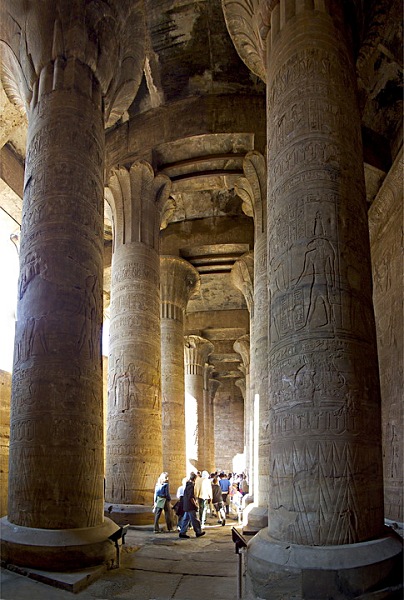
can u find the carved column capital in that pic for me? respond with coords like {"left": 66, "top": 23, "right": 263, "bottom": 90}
{"left": 235, "top": 150, "right": 267, "bottom": 236}
{"left": 222, "top": 0, "right": 364, "bottom": 81}
{"left": 231, "top": 251, "right": 255, "bottom": 313}
{"left": 204, "top": 364, "right": 215, "bottom": 390}
{"left": 208, "top": 378, "right": 221, "bottom": 403}
{"left": 160, "top": 256, "right": 200, "bottom": 320}
{"left": 369, "top": 146, "right": 403, "bottom": 244}
{"left": 234, "top": 334, "right": 250, "bottom": 371}
{"left": 106, "top": 161, "right": 171, "bottom": 251}
{"left": 184, "top": 335, "right": 214, "bottom": 376}
{"left": 235, "top": 377, "right": 246, "bottom": 401}
{"left": 0, "top": 0, "right": 146, "bottom": 125}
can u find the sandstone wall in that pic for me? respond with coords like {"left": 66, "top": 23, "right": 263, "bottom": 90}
{"left": 369, "top": 149, "right": 403, "bottom": 524}
{"left": 0, "top": 369, "right": 11, "bottom": 517}
{"left": 214, "top": 380, "right": 244, "bottom": 473}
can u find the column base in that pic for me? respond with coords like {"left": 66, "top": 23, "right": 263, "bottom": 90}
{"left": 0, "top": 517, "right": 120, "bottom": 571}
{"left": 246, "top": 527, "right": 403, "bottom": 600}
{"left": 104, "top": 502, "right": 154, "bottom": 526}
{"left": 242, "top": 503, "right": 268, "bottom": 534}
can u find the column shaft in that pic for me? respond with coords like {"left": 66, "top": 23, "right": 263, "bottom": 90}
{"left": 184, "top": 336, "right": 214, "bottom": 472}
{"left": 107, "top": 243, "right": 162, "bottom": 504}
{"left": 105, "top": 163, "right": 170, "bottom": 508}
{"left": 10, "top": 85, "right": 105, "bottom": 529}
{"left": 160, "top": 256, "right": 199, "bottom": 492}
{"left": 267, "top": 5, "right": 383, "bottom": 546}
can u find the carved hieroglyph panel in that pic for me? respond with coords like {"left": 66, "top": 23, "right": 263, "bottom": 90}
{"left": 9, "top": 85, "right": 105, "bottom": 529}
{"left": 266, "top": 8, "right": 384, "bottom": 545}
{"left": 369, "top": 148, "right": 403, "bottom": 523}
{"left": 106, "top": 244, "right": 162, "bottom": 505}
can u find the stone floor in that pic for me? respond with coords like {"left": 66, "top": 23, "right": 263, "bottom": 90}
{"left": 0, "top": 516, "right": 244, "bottom": 600}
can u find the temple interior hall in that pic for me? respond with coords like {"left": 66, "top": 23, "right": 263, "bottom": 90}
{"left": 0, "top": 1, "right": 402, "bottom": 598}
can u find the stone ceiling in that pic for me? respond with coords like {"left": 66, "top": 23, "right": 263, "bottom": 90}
{"left": 0, "top": 0, "right": 402, "bottom": 388}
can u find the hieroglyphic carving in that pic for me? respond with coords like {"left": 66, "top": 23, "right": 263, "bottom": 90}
{"left": 369, "top": 147, "right": 403, "bottom": 523}
{"left": 0, "top": 2, "right": 146, "bottom": 125}
{"left": 7, "top": 77, "right": 106, "bottom": 531}
{"left": 160, "top": 257, "right": 200, "bottom": 489}
{"left": 264, "top": 5, "right": 384, "bottom": 547}
{"left": 270, "top": 437, "right": 383, "bottom": 545}
{"left": 105, "top": 163, "right": 168, "bottom": 505}
{"left": 235, "top": 150, "right": 268, "bottom": 512}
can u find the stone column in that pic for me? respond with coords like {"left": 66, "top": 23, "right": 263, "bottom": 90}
{"left": 233, "top": 335, "right": 250, "bottom": 475}
{"left": 105, "top": 163, "right": 170, "bottom": 519}
{"left": 0, "top": 1, "right": 145, "bottom": 569}
{"left": 207, "top": 376, "right": 221, "bottom": 472}
{"left": 184, "top": 335, "right": 214, "bottom": 473}
{"left": 203, "top": 364, "right": 217, "bottom": 474}
{"left": 160, "top": 256, "right": 200, "bottom": 493}
{"left": 235, "top": 151, "right": 269, "bottom": 530}
{"left": 369, "top": 147, "right": 403, "bottom": 525}
{"left": 231, "top": 255, "right": 254, "bottom": 487}
{"left": 223, "top": 1, "right": 402, "bottom": 596}
{"left": 0, "top": 370, "right": 11, "bottom": 518}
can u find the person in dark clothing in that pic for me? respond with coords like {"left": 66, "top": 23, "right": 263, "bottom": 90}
{"left": 179, "top": 472, "right": 206, "bottom": 539}
{"left": 219, "top": 472, "right": 231, "bottom": 515}
{"left": 212, "top": 476, "right": 226, "bottom": 526}
{"left": 153, "top": 472, "right": 173, "bottom": 533}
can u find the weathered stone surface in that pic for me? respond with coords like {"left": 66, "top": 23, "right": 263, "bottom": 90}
{"left": 263, "top": 1, "right": 385, "bottom": 548}
{"left": 223, "top": 0, "right": 399, "bottom": 597}
{"left": 214, "top": 379, "right": 244, "bottom": 472}
{"left": 105, "top": 162, "right": 171, "bottom": 506}
{"left": 235, "top": 150, "right": 269, "bottom": 526}
{"left": 0, "top": 0, "right": 402, "bottom": 590}
{"left": 160, "top": 256, "right": 200, "bottom": 491}
{"left": 0, "top": 370, "right": 11, "bottom": 518}
{"left": 184, "top": 335, "right": 214, "bottom": 472}
{"left": 369, "top": 146, "right": 403, "bottom": 524}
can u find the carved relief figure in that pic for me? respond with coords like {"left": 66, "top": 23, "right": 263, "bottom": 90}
{"left": 78, "top": 274, "right": 99, "bottom": 359}
{"left": 18, "top": 251, "right": 43, "bottom": 299}
{"left": 295, "top": 216, "right": 336, "bottom": 329}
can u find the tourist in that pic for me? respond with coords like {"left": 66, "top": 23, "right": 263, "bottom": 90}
{"left": 153, "top": 472, "right": 173, "bottom": 533}
{"left": 174, "top": 477, "right": 187, "bottom": 531}
{"left": 211, "top": 476, "right": 226, "bottom": 526}
{"left": 195, "top": 470, "right": 212, "bottom": 527}
{"left": 219, "top": 472, "right": 231, "bottom": 515}
{"left": 179, "top": 472, "right": 206, "bottom": 539}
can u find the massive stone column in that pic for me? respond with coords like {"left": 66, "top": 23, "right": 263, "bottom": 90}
{"left": 0, "top": 370, "right": 11, "bottom": 518}
{"left": 235, "top": 151, "right": 269, "bottom": 530}
{"left": 203, "top": 364, "right": 218, "bottom": 474}
{"left": 369, "top": 147, "right": 403, "bottom": 526}
{"left": 0, "top": 0, "right": 145, "bottom": 569}
{"left": 105, "top": 163, "right": 170, "bottom": 519}
{"left": 160, "top": 256, "right": 200, "bottom": 492}
{"left": 233, "top": 335, "right": 250, "bottom": 475}
{"left": 207, "top": 375, "right": 221, "bottom": 472}
{"left": 184, "top": 335, "right": 214, "bottom": 473}
{"left": 231, "top": 255, "right": 254, "bottom": 486}
{"left": 223, "top": 1, "right": 402, "bottom": 597}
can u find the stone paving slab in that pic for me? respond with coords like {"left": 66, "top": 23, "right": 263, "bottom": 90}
{"left": 173, "top": 574, "right": 236, "bottom": 600}
{"left": 0, "top": 522, "right": 242, "bottom": 599}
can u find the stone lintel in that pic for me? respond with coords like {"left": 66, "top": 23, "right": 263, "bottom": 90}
{"left": 0, "top": 144, "right": 24, "bottom": 201}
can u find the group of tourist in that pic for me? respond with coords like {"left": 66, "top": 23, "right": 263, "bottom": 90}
{"left": 153, "top": 470, "right": 249, "bottom": 537}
